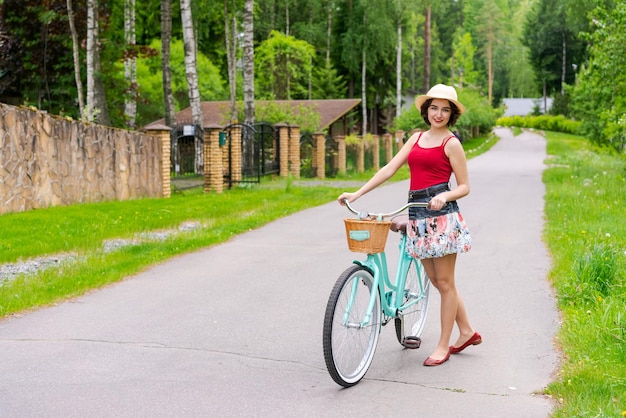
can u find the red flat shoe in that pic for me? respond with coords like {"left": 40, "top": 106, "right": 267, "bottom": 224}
{"left": 449, "top": 332, "right": 482, "bottom": 354}
{"left": 423, "top": 350, "right": 450, "bottom": 367}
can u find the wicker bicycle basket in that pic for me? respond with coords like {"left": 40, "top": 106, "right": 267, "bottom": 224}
{"left": 343, "top": 218, "right": 392, "bottom": 253}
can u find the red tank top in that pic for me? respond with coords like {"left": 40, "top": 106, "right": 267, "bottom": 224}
{"left": 408, "top": 132, "right": 454, "bottom": 190}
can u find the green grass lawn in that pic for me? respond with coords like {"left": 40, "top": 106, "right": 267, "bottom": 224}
{"left": 2, "top": 130, "right": 622, "bottom": 415}
{"left": 541, "top": 131, "right": 625, "bottom": 417}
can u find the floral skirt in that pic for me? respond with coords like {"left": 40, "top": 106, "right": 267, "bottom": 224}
{"left": 406, "top": 184, "right": 472, "bottom": 259}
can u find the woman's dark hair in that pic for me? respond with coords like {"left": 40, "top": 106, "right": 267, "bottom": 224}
{"left": 420, "top": 98, "right": 462, "bottom": 127}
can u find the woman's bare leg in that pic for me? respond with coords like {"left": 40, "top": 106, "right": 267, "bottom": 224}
{"left": 421, "top": 254, "right": 475, "bottom": 360}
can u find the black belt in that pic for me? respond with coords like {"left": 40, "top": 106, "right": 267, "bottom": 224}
{"left": 408, "top": 183, "right": 450, "bottom": 200}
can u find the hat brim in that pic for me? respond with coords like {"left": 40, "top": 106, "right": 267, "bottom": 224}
{"left": 415, "top": 95, "right": 465, "bottom": 114}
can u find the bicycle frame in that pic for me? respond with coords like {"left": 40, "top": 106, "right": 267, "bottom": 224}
{"left": 350, "top": 231, "right": 427, "bottom": 328}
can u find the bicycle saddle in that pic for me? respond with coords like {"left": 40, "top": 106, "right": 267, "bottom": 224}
{"left": 390, "top": 215, "right": 408, "bottom": 234}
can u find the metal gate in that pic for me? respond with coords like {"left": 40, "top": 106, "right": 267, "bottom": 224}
{"left": 325, "top": 134, "right": 339, "bottom": 177}
{"left": 170, "top": 123, "right": 204, "bottom": 190}
{"left": 222, "top": 122, "right": 278, "bottom": 189}
{"left": 299, "top": 131, "right": 314, "bottom": 178}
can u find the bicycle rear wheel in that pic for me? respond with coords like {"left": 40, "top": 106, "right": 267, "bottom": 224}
{"left": 395, "top": 258, "right": 430, "bottom": 348}
{"left": 323, "top": 265, "right": 381, "bottom": 387}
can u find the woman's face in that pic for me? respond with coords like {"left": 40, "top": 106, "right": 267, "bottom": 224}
{"left": 427, "top": 98, "right": 452, "bottom": 128}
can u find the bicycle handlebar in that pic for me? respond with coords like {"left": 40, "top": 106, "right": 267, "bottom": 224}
{"left": 343, "top": 199, "right": 428, "bottom": 220}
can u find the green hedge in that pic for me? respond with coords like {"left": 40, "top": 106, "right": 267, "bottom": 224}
{"left": 497, "top": 114, "right": 582, "bottom": 135}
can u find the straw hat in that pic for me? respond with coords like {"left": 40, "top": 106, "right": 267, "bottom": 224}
{"left": 414, "top": 84, "right": 465, "bottom": 114}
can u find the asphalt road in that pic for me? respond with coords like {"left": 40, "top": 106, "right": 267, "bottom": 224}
{"left": 0, "top": 128, "right": 559, "bottom": 417}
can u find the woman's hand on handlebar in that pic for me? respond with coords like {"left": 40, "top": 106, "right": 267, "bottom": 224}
{"left": 337, "top": 192, "right": 357, "bottom": 205}
{"left": 427, "top": 193, "right": 447, "bottom": 210}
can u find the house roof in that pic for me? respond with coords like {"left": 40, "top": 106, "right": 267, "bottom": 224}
{"left": 143, "top": 99, "right": 361, "bottom": 131}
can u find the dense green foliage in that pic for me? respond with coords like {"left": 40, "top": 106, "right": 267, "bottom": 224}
{"left": 569, "top": 2, "right": 626, "bottom": 151}
{"left": 1, "top": 0, "right": 625, "bottom": 148}
{"left": 497, "top": 115, "right": 582, "bottom": 135}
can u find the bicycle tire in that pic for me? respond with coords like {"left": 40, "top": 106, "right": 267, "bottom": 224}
{"left": 322, "top": 265, "right": 381, "bottom": 387}
{"left": 395, "top": 258, "right": 430, "bottom": 348}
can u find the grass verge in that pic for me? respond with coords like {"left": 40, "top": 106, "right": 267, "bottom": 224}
{"left": 542, "top": 131, "right": 625, "bottom": 417}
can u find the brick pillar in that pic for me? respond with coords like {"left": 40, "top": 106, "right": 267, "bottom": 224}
{"left": 230, "top": 125, "right": 242, "bottom": 183}
{"left": 371, "top": 134, "right": 380, "bottom": 172}
{"left": 335, "top": 135, "right": 346, "bottom": 175}
{"left": 356, "top": 136, "right": 364, "bottom": 173}
{"left": 203, "top": 124, "right": 223, "bottom": 193}
{"left": 275, "top": 123, "right": 290, "bottom": 177}
{"left": 313, "top": 132, "right": 325, "bottom": 179}
{"left": 142, "top": 124, "right": 171, "bottom": 198}
{"left": 383, "top": 133, "right": 393, "bottom": 164}
{"left": 289, "top": 125, "right": 300, "bottom": 178}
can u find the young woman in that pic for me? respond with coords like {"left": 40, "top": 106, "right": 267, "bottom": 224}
{"left": 337, "top": 84, "right": 481, "bottom": 367}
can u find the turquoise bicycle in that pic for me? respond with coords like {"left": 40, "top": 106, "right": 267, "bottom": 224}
{"left": 322, "top": 200, "right": 431, "bottom": 387}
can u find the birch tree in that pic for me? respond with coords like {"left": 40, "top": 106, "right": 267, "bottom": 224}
{"left": 243, "top": 0, "right": 255, "bottom": 124}
{"left": 66, "top": 0, "right": 85, "bottom": 120}
{"left": 86, "top": 0, "right": 97, "bottom": 121}
{"left": 161, "top": 0, "right": 176, "bottom": 127}
{"left": 85, "top": 0, "right": 109, "bottom": 125}
{"left": 180, "top": 0, "right": 202, "bottom": 128}
{"left": 124, "top": 0, "right": 137, "bottom": 129}
{"left": 224, "top": 0, "right": 237, "bottom": 122}
{"left": 180, "top": 0, "right": 203, "bottom": 172}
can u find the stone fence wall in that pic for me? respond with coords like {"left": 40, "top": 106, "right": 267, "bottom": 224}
{"left": 0, "top": 103, "right": 170, "bottom": 215}
{"left": 0, "top": 101, "right": 406, "bottom": 213}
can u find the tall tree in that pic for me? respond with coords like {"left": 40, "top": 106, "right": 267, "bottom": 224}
{"left": 66, "top": 0, "right": 85, "bottom": 120}
{"left": 255, "top": 31, "right": 315, "bottom": 100}
{"left": 86, "top": 0, "right": 97, "bottom": 122}
{"left": 180, "top": 0, "right": 202, "bottom": 173}
{"left": 522, "top": 0, "right": 583, "bottom": 98}
{"left": 393, "top": 0, "right": 408, "bottom": 117}
{"left": 124, "top": 0, "right": 137, "bottom": 128}
{"left": 224, "top": 0, "right": 237, "bottom": 122}
{"left": 423, "top": 1, "right": 431, "bottom": 92}
{"left": 243, "top": 0, "right": 255, "bottom": 124}
{"left": 476, "top": 0, "right": 504, "bottom": 104}
{"left": 180, "top": 0, "right": 202, "bottom": 128}
{"left": 161, "top": 0, "right": 175, "bottom": 127}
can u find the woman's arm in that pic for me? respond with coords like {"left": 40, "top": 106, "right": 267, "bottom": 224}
{"left": 337, "top": 133, "right": 418, "bottom": 205}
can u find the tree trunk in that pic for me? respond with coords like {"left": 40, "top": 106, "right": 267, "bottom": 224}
{"left": 362, "top": 49, "right": 367, "bottom": 135}
{"left": 561, "top": 31, "right": 566, "bottom": 96}
{"left": 224, "top": 0, "right": 237, "bottom": 122}
{"left": 243, "top": 0, "right": 255, "bottom": 124}
{"left": 487, "top": 34, "right": 493, "bottom": 104}
{"left": 180, "top": 0, "right": 203, "bottom": 173}
{"left": 94, "top": 50, "right": 111, "bottom": 126}
{"left": 396, "top": 22, "right": 402, "bottom": 118}
{"left": 85, "top": 0, "right": 109, "bottom": 125}
{"left": 124, "top": 0, "right": 137, "bottom": 129}
{"left": 326, "top": 0, "right": 333, "bottom": 64}
{"left": 161, "top": 0, "right": 175, "bottom": 127}
{"left": 66, "top": 0, "right": 85, "bottom": 120}
{"left": 180, "top": 0, "right": 202, "bottom": 128}
{"left": 423, "top": 3, "right": 431, "bottom": 92}
{"left": 86, "top": 0, "right": 97, "bottom": 122}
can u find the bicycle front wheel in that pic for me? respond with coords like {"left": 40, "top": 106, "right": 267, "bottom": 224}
{"left": 322, "top": 265, "right": 381, "bottom": 387}
{"left": 395, "top": 258, "right": 430, "bottom": 348}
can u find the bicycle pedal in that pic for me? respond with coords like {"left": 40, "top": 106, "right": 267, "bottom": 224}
{"left": 402, "top": 336, "right": 421, "bottom": 349}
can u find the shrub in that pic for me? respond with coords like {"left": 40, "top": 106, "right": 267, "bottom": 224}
{"left": 497, "top": 114, "right": 582, "bottom": 135}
